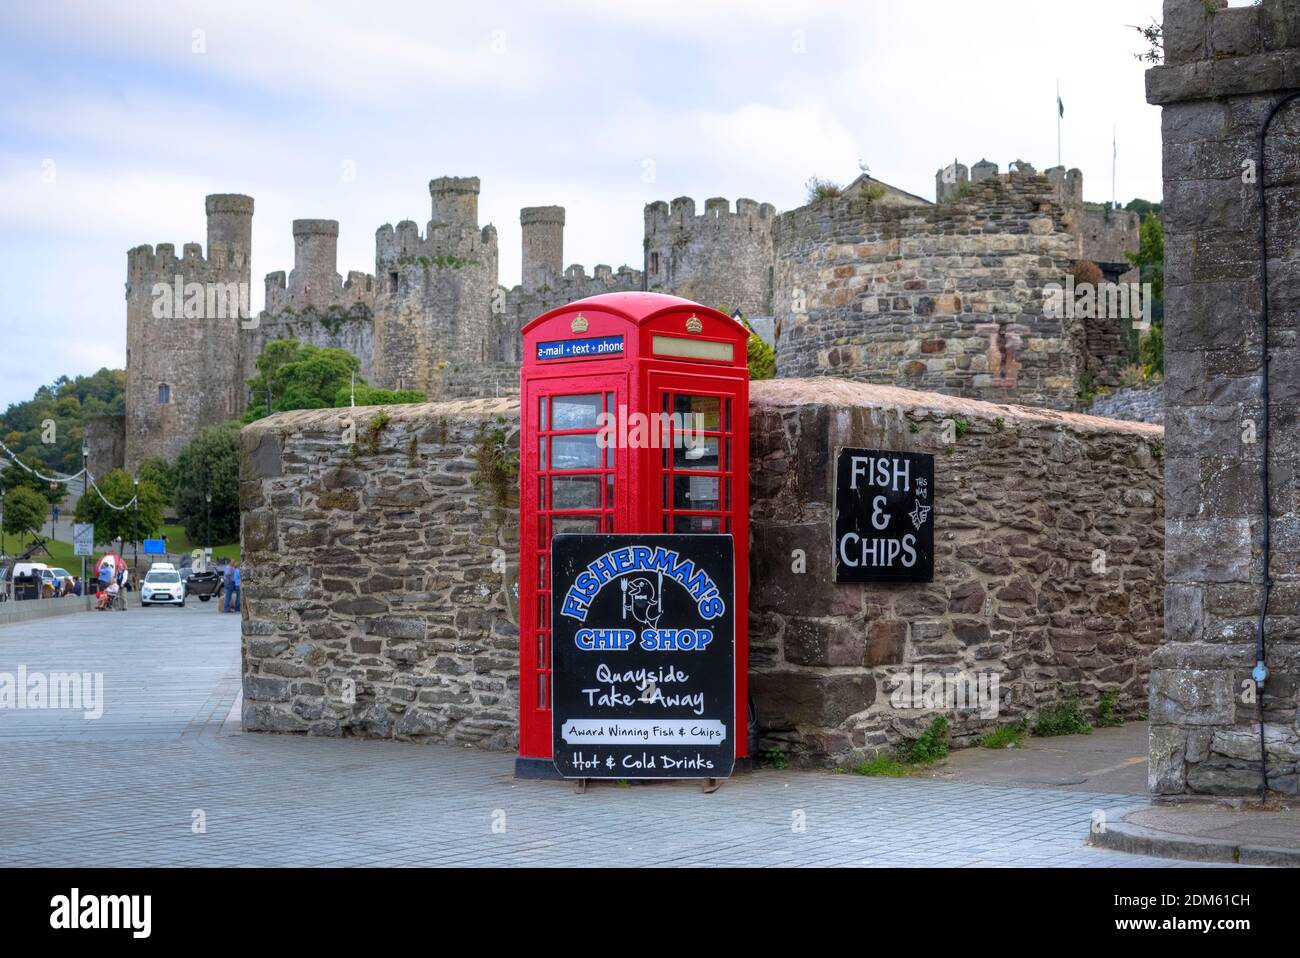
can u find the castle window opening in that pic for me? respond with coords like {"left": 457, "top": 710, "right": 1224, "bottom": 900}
{"left": 157, "top": 383, "right": 171, "bottom": 405}
{"left": 650, "top": 252, "right": 659, "bottom": 276}
{"left": 389, "top": 271, "right": 398, "bottom": 294}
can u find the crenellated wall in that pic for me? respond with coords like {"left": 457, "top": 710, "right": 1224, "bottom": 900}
{"left": 772, "top": 171, "right": 1085, "bottom": 409}
{"left": 371, "top": 178, "right": 500, "bottom": 397}
{"left": 644, "top": 196, "right": 776, "bottom": 317}
{"left": 125, "top": 194, "right": 253, "bottom": 471}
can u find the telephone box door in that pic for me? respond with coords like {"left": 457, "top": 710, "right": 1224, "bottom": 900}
{"left": 519, "top": 374, "right": 628, "bottom": 759}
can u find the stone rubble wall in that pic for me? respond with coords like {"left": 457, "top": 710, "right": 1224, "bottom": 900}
{"left": 771, "top": 172, "right": 1087, "bottom": 410}
{"left": 1089, "top": 383, "right": 1165, "bottom": 425}
{"left": 240, "top": 399, "right": 521, "bottom": 748}
{"left": 747, "top": 379, "right": 1164, "bottom": 763}
{"left": 1146, "top": 0, "right": 1300, "bottom": 798}
{"left": 240, "top": 379, "right": 1164, "bottom": 765}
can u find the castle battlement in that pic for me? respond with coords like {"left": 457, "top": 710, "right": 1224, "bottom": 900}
{"left": 375, "top": 220, "right": 497, "bottom": 267}
{"left": 126, "top": 240, "right": 247, "bottom": 286}
{"left": 644, "top": 196, "right": 777, "bottom": 233}
{"left": 261, "top": 218, "right": 375, "bottom": 313}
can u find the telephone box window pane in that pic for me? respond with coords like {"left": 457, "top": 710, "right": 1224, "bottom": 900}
{"left": 674, "top": 435, "right": 719, "bottom": 470}
{"left": 553, "top": 517, "right": 600, "bottom": 535}
{"left": 538, "top": 634, "right": 547, "bottom": 668}
{"left": 539, "top": 438, "right": 548, "bottom": 470}
{"left": 551, "top": 394, "right": 602, "bottom": 430}
{"left": 538, "top": 555, "right": 546, "bottom": 582}
{"left": 674, "top": 514, "right": 722, "bottom": 533}
{"left": 674, "top": 475, "right": 720, "bottom": 511}
{"left": 538, "top": 672, "right": 548, "bottom": 709}
{"left": 723, "top": 398, "right": 732, "bottom": 433}
{"left": 672, "top": 394, "right": 721, "bottom": 431}
{"left": 538, "top": 396, "right": 548, "bottom": 432}
{"left": 538, "top": 478, "right": 548, "bottom": 510}
{"left": 551, "top": 476, "right": 601, "bottom": 510}
{"left": 551, "top": 435, "right": 599, "bottom": 470}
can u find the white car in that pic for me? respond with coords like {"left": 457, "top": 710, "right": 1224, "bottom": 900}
{"left": 141, "top": 567, "right": 185, "bottom": 607}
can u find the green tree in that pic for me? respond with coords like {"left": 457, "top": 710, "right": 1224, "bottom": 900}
{"left": 1, "top": 485, "right": 49, "bottom": 545}
{"left": 336, "top": 384, "right": 426, "bottom": 407}
{"left": 0, "top": 367, "right": 125, "bottom": 474}
{"left": 1127, "top": 212, "right": 1164, "bottom": 376}
{"left": 137, "top": 457, "right": 178, "bottom": 508}
{"left": 73, "top": 469, "right": 166, "bottom": 547}
{"left": 173, "top": 422, "right": 240, "bottom": 545}
{"left": 0, "top": 455, "right": 66, "bottom": 508}
{"left": 243, "top": 340, "right": 362, "bottom": 423}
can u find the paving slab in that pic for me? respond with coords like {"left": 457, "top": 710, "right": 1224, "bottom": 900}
{"left": 0, "top": 605, "right": 1223, "bottom": 867}
{"left": 1088, "top": 802, "right": 1300, "bottom": 866}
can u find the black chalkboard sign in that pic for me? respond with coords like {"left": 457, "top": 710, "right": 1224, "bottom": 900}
{"left": 551, "top": 534, "right": 735, "bottom": 779}
{"left": 834, "top": 448, "right": 934, "bottom": 583}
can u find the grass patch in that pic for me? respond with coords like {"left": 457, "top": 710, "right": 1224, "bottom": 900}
{"left": 979, "top": 723, "right": 1027, "bottom": 749}
{"left": 762, "top": 746, "right": 790, "bottom": 770}
{"left": 853, "top": 716, "right": 950, "bottom": 776}
{"left": 1033, "top": 689, "right": 1093, "bottom": 737}
{"left": 1097, "top": 690, "right": 1124, "bottom": 728}
{"left": 852, "top": 755, "right": 913, "bottom": 777}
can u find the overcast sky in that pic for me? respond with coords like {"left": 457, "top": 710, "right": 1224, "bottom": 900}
{"left": 0, "top": 0, "right": 1180, "bottom": 409}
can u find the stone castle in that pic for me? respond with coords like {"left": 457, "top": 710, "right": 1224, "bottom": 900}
{"left": 117, "top": 161, "right": 1140, "bottom": 470}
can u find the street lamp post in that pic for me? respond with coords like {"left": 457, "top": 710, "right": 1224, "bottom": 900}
{"left": 205, "top": 491, "right": 212, "bottom": 554}
{"left": 133, "top": 477, "right": 139, "bottom": 577}
{"left": 81, "top": 443, "right": 88, "bottom": 589}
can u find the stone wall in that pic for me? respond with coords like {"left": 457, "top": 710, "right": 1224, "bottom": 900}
{"left": 1090, "top": 383, "right": 1164, "bottom": 426}
{"left": 125, "top": 194, "right": 252, "bottom": 471}
{"left": 644, "top": 196, "right": 776, "bottom": 317}
{"left": 240, "top": 379, "right": 1164, "bottom": 765}
{"left": 240, "top": 399, "right": 520, "bottom": 746}
{"left": 84, "top": 414, "right": 125, "bottom": 478}
{"left": 1146, "top": 0, "right": 1300, "bottom": 798}
{"left": 772, "top": 172, "right": 1085, "bottom": 410}
{"left": 747, "top": 379, "right": 1164, "bottom": 763}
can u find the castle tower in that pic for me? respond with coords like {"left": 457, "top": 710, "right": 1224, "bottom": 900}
{"left": 372, "top": 176, "right": 499, "bottom": 396}
{"left": 935, "top": 160, "right": 969, "bottom": 202}
{"left": 429, "top": 176, "right": 479, "bottom": 228}
{"left": 289, "top": 219, "right": 341, "bottom": 306}
{"left": 971, "top": 159, "right": 999, "bottom": 183}
{"left": 125, "top": 194, "right": 253, "bottom": 472}
{"left": 643, "top": 195, "right": 776, "bottom": 317}
{"left": 250, "top": 219, "right": 377, "bottom": 389}
{"left": 520, "top": 206, "right": 564, "bottom": 292}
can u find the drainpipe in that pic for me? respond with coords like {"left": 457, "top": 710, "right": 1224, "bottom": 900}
{"left": 1250, "top": 91, "right": 1300, "bottom": 801}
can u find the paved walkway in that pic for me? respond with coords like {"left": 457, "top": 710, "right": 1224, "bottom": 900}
{"left": 0, "top": 605, "right": 1208, "bottom": 867}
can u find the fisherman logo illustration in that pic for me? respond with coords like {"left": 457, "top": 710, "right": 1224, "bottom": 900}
{"left": 551, "top": 534, "right": 736, "bottom": 779}
{"left": 621, "top": 575, "right": 663, "bottom": 627}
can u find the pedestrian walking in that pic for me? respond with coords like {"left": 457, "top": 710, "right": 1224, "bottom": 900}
{"left": 223, "top": 562, "right": 242, "bottom": 614}
{"left": 221, "top": 562, "right": 234, "bottom": 612}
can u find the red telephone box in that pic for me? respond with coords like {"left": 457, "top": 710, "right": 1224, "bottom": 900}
{"left": 516, "top": 292, "right": 750, "bottom": 777}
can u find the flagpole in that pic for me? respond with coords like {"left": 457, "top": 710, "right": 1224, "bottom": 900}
{"left": 1056, "top": 80, "right": 1062, "bottom": 167}
{"left": 1112, "top": 125, "right": 1118, "bottom": 210}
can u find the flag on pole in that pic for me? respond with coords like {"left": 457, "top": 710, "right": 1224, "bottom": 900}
{"left": 1057, "top": 93, "right": 1065, "bottom": 117}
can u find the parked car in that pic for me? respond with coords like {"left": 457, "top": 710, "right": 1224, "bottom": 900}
{"left": 141, "top": 567, "right": 185, "bottom": 607}
{"left": 184, "top": 568, "right": 224, "bottom": 602}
